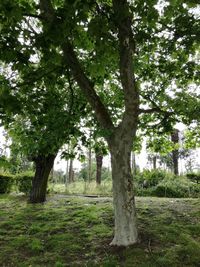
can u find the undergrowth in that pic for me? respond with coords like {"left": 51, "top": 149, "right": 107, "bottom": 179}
{"left": 0, "top": 195, "right": 199, "bottom": 266}
{"left": 50, "top": 180, "right": 113, "bottom": 196}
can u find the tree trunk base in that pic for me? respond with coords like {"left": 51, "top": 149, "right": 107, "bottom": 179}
{"left": 110, "top": 236, "right": 138, "bottom": 247}
{"left": 29, "top": 196, "right": 46, "bottom": 204}
{"left": 29, "top": 154, "right": 55, "bottom": 204}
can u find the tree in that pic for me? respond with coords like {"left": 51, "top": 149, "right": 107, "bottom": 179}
{"left": 1, "top": 68, "right": 86, "bottom": 202}
{"left": 146, "top": 130, "right": 181, "bottom": 174}
{"left": 94, "top": 140, "right": 108, "bottom": 185}
{"left": 171, "top": 129, "right": 180, "bottom": 175}
{"left": 68, "top": 158, "right": 74, "bottom": 183}
{"left": 0, "top": 0, "right": 199, "bottom": 246}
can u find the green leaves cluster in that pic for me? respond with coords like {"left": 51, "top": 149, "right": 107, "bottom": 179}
{"left": 0, "top": 0, "right": 199, "bottom": 159}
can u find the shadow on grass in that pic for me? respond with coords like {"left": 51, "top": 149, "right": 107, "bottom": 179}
{"left": 0, "top": 195, "right": 199, "bottom": 266}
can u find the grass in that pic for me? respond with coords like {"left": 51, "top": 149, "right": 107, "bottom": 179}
{"left": 0, "top": 194, "right": 199, "bottom": 266}
{"left": 49, "top": 180, "right": 113, "bottom": 196}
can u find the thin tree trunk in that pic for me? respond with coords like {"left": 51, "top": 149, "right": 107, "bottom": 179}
{"left": 172, "top": 150, "right": 179, "bottom": 175}
{"left": 65, "top": 159, "right": 69, "bottom": 186}
{"left": 30, "top": 154, "right": 56, "bottom": 203}
{"left": 171, "top": 129, "right": 179, "bottom": 175}
{"left": 96, "top": 153, "right": 103, "bottom": 185}
{"left": 110, "top": 142, "right": 138, "bottom": 246}
{"left": 88, "top": 147, "right": 92, "bottom": 182}
{"left": 153, "top": 155, "right": 157, "bottom": 170}
{"left": 68, "top": 158, "right": 74, "bottom": 183}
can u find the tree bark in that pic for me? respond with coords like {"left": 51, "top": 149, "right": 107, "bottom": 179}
{"left": 109, "top": 133, "right": 138, "bottom": 246}
{"left": 153, "top": 155, "right": 157, "bottom": 170}
{"left": 88, "top": 147, "right": 92, "bottom": 182}
{"left": 30, "top": 154, "right": 55, "bottom": 203}
{"left": 96, "top": 153, "right": 103, "bottom": 185}
{"left": 65, "top": 158, "right": 69, "bottom": 186}
{"left": 68, "top": 158, "right": 74, "bottom": 183}
{"left": 171, "top": 129, "right": 179, "bottom": 175}
{"left": 172, "top": 150, "right": 179, "bottom": 175}
{"left": 131, "top": 152, "right": 137, "bottom": 176}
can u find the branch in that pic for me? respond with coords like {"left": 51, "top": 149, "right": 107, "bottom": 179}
{"left": 14, "top": 66, "right": 61, "bottom": 89}
{"left": 94, "top": 2, "right": 110, "bottom": 21}
{"left": 39, "top": 0, "right": 54, "bottom": 23}
{"left": 39, "top": 0, "right": 114, "bottom": 132}
{"left": 141, "top": 94, "right": 174, "bottom": 116}
{"left": 62, "top": 43, "right": 114, "bottom": 131}
{"left": 139, "top": 107, "right": 161, "bottom": 114}
{"left": 23, "top": 13, "right": 44, "bottom": 20}
{"left": 24, "top": 18, "right": 39, "bottom": 36}
{"left": 112, "top": 0, "right": 139, "bottom": 129}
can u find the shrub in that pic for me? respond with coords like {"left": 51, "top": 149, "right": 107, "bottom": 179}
{"left": 0, "top": 173, "right": 14, "bottom": 193}
{"left": 134, "top": 187, "right": 155, "bottom": 197}
{"left": 135, "top": 169, "right": 171, "bottom": 188}
{"left": 186, "top": 173, "right": 200, "bottom": 184}
{"left": 134, "top": 171, "right": 200, "bottom": 198}
{"left": 152, "top": 176, "right": 200, "bottom": 198}
{"left": 188, "top": 183, "right": 200, "bottom": 198}
{"left": 153, "top": 183, "right": 186, "bottom": 198}
{"left": 16, "top": 172, "right": 34, "bottom": 194}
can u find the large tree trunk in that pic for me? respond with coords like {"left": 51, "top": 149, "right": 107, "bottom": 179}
{"left": 131, "top": 152, "right": 137, "bottom": 176}
{"left": 96, "top": 153, "right": 103, "bottom": 185}
{"left": 29, "top": 154, "right": 55, "bottom": 203}
{"left": 109, "top": 132, "right": 138, "bottom": 246}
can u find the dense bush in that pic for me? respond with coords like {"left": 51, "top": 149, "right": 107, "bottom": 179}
{"left": 135, "top": 170, "right": 200, "bottom": 198}
{"left": 153, "top": 181, "right": 187, "bottom": 198}
{"left": 153, "top": 178, "right": 200, "bottom": 198}
{"left": 135, "top": 169, "right": 171, "bottom": 188}
{"left": 134, "top": 187, "right": 155, "bottom": 197}
{"left": 16, "top": 172, "right": 34, "bottom": 194}
{"left": 188, "top": 183, "right": 200, "bottom": 197}
{"left": 186, "top": 173, "right": 200, "bottom": 184}
{"left": 0, "top": 173, "right": 14, "bottom": 193}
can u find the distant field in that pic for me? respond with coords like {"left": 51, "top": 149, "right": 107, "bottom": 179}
{"left": 0, "top": 194, "right": 199, "bottom": 267}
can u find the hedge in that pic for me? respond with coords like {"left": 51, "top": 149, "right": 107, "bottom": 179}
{"left": 0, "top": 173, "right": 14, "bottom": 193}
{"left": 186, "top": 173, "right": 200, "bottom": 184}
{"left": 15, "top": 172, "right": 34, "bottom": 195}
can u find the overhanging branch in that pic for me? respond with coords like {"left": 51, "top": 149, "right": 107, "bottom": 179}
{"left": 39, "top": 0, "right": 114, "bottom": 132}
{"left": 62, "top": 43, "right": 114, "bottom": 131}
{"left": 139, "top": 107, "right": 161, "bottom": 114}
{"left": 23, "top": 13, "right": 44, "bottom": 20}
{"left": 141, "top": 94, "right": 174, "bottom": 116}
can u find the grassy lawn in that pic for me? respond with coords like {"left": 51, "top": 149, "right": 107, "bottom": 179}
{"left": 0, "top": 194, "right": 199, "bottom": 267}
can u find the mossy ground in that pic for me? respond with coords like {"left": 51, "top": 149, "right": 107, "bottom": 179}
{"left": 0, "top": 194, "right": 199, "bottom": 267}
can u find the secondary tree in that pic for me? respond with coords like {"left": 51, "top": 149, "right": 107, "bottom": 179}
{"left": 1, "top": 69, "right": 86, "bottom": 202}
